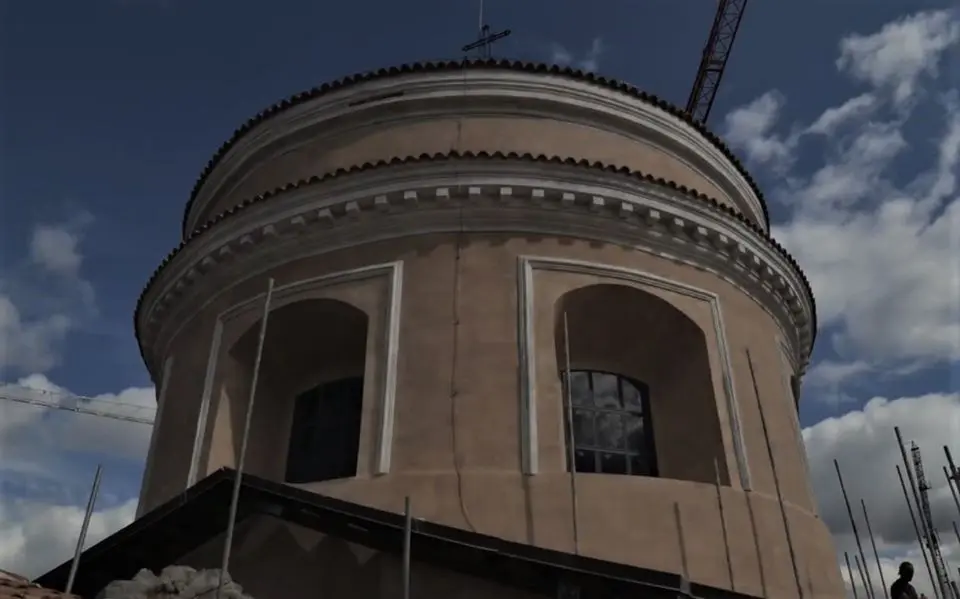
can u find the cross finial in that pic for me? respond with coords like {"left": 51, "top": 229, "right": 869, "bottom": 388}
{"left": 461, "top": 0, "right": 511, "bottom": 58}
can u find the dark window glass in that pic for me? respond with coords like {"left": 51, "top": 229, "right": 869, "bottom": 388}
{"left": 563, "top": 370, "right": 657, "bottom": 477}
{"left": 285, "top": 376, "right": 363, "bottom": 484}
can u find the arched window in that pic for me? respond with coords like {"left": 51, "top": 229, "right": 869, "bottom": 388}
{"left": 285, "top": 376, "right": 364, "bottom": 484}
{"left": 564, "top": 370, "right": 657, "bottom": 477}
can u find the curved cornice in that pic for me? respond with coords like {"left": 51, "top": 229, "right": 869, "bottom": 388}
{"left": 137, "top": 152, "right": 816, "bottom": 380}
{"left": 181, "top": 59, "right": 770, "bottom": 236}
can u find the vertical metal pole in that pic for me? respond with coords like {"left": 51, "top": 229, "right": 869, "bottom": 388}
{"left": 945, "top": 447, "right": 960, "bottom": 522}
{"left": 897, "top": 465, "right": 940, "bottom": 599}
{"left": 746, "top": 349, "right": 804, "bottom": 598}
{"left": 562, "top": 312, "right": 580, "bottom": 556}
{"left": 65, "top": 464, "right": 103, "bottom": 595}
{"left": 403, "top": 496, "right": 412, "bottom": 599}
{"left": 216, "top": 278, "right": 275, "bottom": 599}
{"left": 945, "top": 466, "right": 960, "bottom": 520}
{"left": 896, "top": 428, "right": 930, "bottom": 542}
{"left": 835, "top": 460, "right": 875, "bottom": 599}
{"left": 714, "top": 459, "right": 735, "bottom": 590}
{"left": 674, "top": 502, "right": 691, "bottom": 597}
{"left": 855, "top": 555, "right": 870, "bottom": 599}
{"left": 861, "top": 498, "right": 888, "bottom": 599}
{"left": 845, "top": 552, "right": 860, "bottom": 599}
{"left": 953, "top": 521, "right": 960, "bottom": 548}
{"left": 745, "top": 491, "right": 768, "bottom": 598}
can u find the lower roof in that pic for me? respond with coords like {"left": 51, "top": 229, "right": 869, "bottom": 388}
{"left": 35, "top": 469, "right": 760, "bottom": 599}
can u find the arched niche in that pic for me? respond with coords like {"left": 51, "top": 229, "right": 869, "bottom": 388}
{"left": 220, "top": 297, "right": 370, "bottom": 483}
{"left": 553, "top": 283, "right": 729, "bottom": 485}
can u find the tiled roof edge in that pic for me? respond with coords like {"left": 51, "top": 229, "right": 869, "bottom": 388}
{"left": 139, "top": 150, "right": 815, "bottom": 372}
{"left": 180, "top": 59, "right": 771, "bottom": 236}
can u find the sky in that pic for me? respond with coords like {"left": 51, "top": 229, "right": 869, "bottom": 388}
{"left": 0, "top": 0, "right": 958, "bottom": 597}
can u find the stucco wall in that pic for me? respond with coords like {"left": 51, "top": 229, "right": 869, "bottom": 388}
{"left": 138, "top": 235, "right": 838, "bottom": 598}
{"left": 200, "top": 116, "right": 731, "bottom": 224}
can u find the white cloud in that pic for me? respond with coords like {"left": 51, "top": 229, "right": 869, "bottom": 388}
{"left": 806, "top": 93, "right": 878, "bottom": 137}
{"left": 0, "top": 374, "right": 153, "bottom": 577}
{"left": 550, "top": 37, "right": 605, "bottom": 72}
{"left": 0, "top": 297, "right": 72, "bottom": 374}
{"left": 0, "top": 496, "right": 137, "bottom": 578}
{"left": 723, "top": 9, "right": 960, "bottom": 369}
{"left": 726, "top": 9, "right": 960, "bottom": 597}
{"left": 722, "top": 92, "right": 797, "bottom": 171}
{"left": 804, "top": 393, "right": 960, "bottom": 598}
{"left": 1, "top": 216, "right": 97, "bottom": 376}
{"left": 0, "top": 374, "right": 155, "bottom": 461}
{"left": 30, "top": 226, "right": 83, "bottom": 278}
{"left": 836, "top": 10, "right": 960, "bottom": 106}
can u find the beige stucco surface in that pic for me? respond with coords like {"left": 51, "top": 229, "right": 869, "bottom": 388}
{"left": 136, "top": 70, "right": 831, "bottom": 598}
{"left": 194, "top": 117, "right": 734, "bottom": 227}
{"left": 140, "top": 234, "right": 840, "bottom": 599}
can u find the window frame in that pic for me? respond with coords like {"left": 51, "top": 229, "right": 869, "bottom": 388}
{"left": 562, "top": 369, "right": 658, "bottom": 478}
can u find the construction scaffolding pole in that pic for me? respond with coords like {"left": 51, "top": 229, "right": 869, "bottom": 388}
{"left": 897, "top": 465, "right": 940, "bottom": 599}
{"left": 911, "top": 442, "right": 951, "bottom": 598}
{"left": 836, "top": 460, "right": 875, "bottom": 598}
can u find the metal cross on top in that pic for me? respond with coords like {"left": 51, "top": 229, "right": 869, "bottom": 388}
{"left": 462, "top": 24, "right": 512, "bottom": 58}
{"left": 461, "top": 0, "right": 511, "bottom": 58}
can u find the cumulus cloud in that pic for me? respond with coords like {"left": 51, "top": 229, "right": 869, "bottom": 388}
{"left": 836, "top": 10, "right": 960, "bottom": 106}
{"left": 723, "top": 8, "right": 960, "bottom": 370}
{"left": 0, "top": 375, "right": 154, "bottom": 577}
{"left": 0, "top": 374, "right": 155, "bottom": 465}
{"left": 550, "top": 37, "right": 605, "bottom": 72}
{"left": 804, "top": 393, "right": 960, "bottom": 598}
{"left": 30, "top": 226, "right": 83, "bottom": 278}
{"left": 0, "top": 496, "right": 137, "bottom": 578}
{"left": 725, "top": 8, "right": 960, "bottom": 599}
{"left": 0, "top": 208, "right": 153, "bottom": 578}
{"left": 0, "top": 298, "right": 72, "bottom": 374}
{"left": 1, "top": 216, "right": 96, "bottom": 375}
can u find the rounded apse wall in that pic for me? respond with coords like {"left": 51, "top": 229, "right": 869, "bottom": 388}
{"left": 133, "top": 62, "right": 838, "bottom": 599}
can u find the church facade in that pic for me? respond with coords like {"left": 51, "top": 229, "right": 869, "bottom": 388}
{"left": 40, "top": 60, "right": 844, "bottom": 599}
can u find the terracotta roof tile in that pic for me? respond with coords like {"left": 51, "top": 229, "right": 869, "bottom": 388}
{"left": 0, "top": 574, "right": 78, "bottom": 599}
{"left": 135, "top": 151, "right": 816, "bottom": 373}
{"left": 181, "top": 59, "right": 771, "bottom": 235}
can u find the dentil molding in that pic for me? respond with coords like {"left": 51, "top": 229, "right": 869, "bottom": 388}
{"left": 137, "top": 158, "right": 815, "bottom": 380}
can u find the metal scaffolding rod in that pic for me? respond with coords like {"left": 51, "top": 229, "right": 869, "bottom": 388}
{"left": 855, "top": 555, "right": 870, "bottom": 599}
{"left": 845, "top": 552, "right": 860, "bottom": 599}
{"left": 946, "top": 446, "right": 960, "bottom": 520}
{"left": 403, "top": 496, "right": 413, "bottom": 599}
{"left": 911, "top": 441, "right": 951, "bottom": 598}
{"left": 835, "top": 459, "right": 876, "bottom": 598}
{"left": 216, "top": 278, "right": 275, "bottom": 599}
{"left": 897, "top": 465, "right": 940, "bottom": 599}
{"left": 943, "top": 466, "right": 960, "bottom": 514}
{"left": 65, "top": 465, "right": 103, "bottom": 595}
{"left": 748, "top": 349, "right": 803, "bottom": 597}
{"left": 862, "top": 498, "right": 889, "bottom": 599}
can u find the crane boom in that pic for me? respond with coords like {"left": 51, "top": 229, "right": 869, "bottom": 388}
{"left": 911, "top": 442, "right": 953, "bottom": 597}
{"left": 0, "top": 383, "right": 155, "bottom": 425}
{"left": 686, "top": 0, "right": 749, "bottom": 124}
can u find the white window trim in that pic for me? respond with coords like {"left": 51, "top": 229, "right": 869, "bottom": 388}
{"left": 517, "top": 255, "right": 752, "bottom": 491}
{"left": 136, "top": 355, "right": 174, "bottom": 517}
{"left": 184, "top": 261, "right": 403, "bottom": 487}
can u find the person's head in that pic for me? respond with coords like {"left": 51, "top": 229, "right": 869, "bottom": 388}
{"left": 898, "top": 561, "right": 914, "bottom": 581}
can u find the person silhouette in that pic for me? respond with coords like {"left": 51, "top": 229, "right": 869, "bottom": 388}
{"left": 890, "top": 561, "right": 926, "bottom": 599}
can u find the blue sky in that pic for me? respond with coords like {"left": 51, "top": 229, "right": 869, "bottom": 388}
{"left": 0, "top": 1, "right": 958, "bottom": 596}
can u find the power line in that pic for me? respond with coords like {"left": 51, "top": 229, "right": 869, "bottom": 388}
{"left": 0, "top": 383, "right": 155, "bottom": 425}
